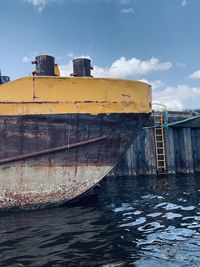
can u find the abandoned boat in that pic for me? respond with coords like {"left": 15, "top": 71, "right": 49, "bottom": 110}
{"left": 0, "top": 55, "right": 151, "bottom": 209}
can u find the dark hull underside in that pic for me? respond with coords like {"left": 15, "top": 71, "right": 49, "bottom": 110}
{"left": 0, "top": 113, "right": 149, "bottom": 209}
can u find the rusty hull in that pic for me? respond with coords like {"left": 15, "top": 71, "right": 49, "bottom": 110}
{"left": 0, "top": 113, "right": 149, "bottom": 209}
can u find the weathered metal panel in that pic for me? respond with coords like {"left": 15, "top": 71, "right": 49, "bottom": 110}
{"left": 173, "top": 128, "right": 194, "bottom": 174}
{"left": 0, "top": 113, "right": 147, "bottom": 160}
{"left": 0, "top": 136, "right": 107, "bottom": 165}
{"left": 183, "top": 128, "right": 194, "bottom": 173}
{"left": 165, "top": 127, "right": 176, "bottom": 175}
{"left": 0, "top": 113, "right": 149, "bottom": 209}
{"left": 191, "top": 128, "right": 200, "bottom": 173}
{"left": 145, "top": 128, "right": 157, "bottom": 175}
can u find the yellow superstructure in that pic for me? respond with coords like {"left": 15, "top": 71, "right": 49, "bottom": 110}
{"left": 0, "top": 76, "right": 151, "bottom": 115}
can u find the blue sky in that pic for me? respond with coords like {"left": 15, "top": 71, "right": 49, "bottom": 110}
{"left": 1, "top": 0, "right": 200, "bottom": 110}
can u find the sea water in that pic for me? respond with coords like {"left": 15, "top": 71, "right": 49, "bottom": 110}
{"left": 0, "top": 175, "right": 200, "bottom": 266}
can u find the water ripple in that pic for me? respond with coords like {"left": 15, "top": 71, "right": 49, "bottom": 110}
{"left": 0, "top": 175, "right": 200, "bottom": 266}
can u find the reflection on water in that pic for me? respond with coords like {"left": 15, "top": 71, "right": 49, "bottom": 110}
{"left": 0, "top": 175, "right": 200, "bottom": 266}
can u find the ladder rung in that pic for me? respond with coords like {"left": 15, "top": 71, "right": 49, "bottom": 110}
{"left": 154, "top": 114, "right": 166, "bottom": 175}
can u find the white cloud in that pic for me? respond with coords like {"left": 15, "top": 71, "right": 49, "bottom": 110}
{"left": 59, "top": 62, "right": 73, "bottom": 76}
{"left": 24, "top": 0, "right": 61, "bottom": 12}
{"left": 181, "top": 0, "right": 187, "bottom": 7}
{"left": 188, "top": 69, "right": 200, "bottom": 79}
{"left": 139, "top": 79, "right": 165, "bottom": 90}
{"left": 93, "top": 57, "right": 172, "bottom": 78}
{"left": 153, "top": 84, "right": 200, "bottom": 111}
{"left": 120, "top": 8, "right": 134, "bottom": 14}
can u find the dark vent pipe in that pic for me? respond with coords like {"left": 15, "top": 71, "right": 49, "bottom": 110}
{"left": 32, "top": 55, "right": 55, "bottom": 76}
{"left": 71, "top": 58, "right": 93, "bottom": 77}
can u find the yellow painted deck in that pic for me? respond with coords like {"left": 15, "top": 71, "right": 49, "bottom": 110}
{"left": 0, "top": 77, "right": 151, "bottom": 115}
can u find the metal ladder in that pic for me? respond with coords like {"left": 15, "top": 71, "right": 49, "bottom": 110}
{"left": 154, "top": 113, "right": 166, "bottom": 175}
